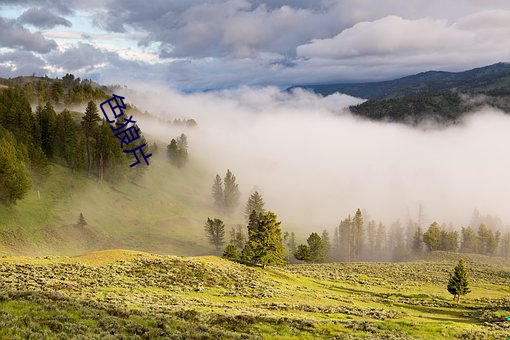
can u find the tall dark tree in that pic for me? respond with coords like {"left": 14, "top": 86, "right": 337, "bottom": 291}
{"left": 294, "top": 244, "right": 312, "bottom": 262}
{"left": 81, "top": 100, "right": 100, "bottom": 173}
{"left": 204, "top": 218, "right": 225, "bottom": 251}
{"left": 0, "top": 131, "right": 31, "bottom": 205}
{"left": 447, "top": 259, "right": 471, "bottom": 303}
{"left": 36, "top": 102, "right": 57, "bottom": 158}
{"left": 244, "top": 211, "right": 285, "bottom": 268}
{"left": 245, "top": 191, "right": 265, "bottom": 220}
{"left": 307, "top": 232, "right": 325, "bottom": 263}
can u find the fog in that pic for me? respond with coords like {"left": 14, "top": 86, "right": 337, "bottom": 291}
{"left": 121, "top": 85, "right": 510, "bottom": 231}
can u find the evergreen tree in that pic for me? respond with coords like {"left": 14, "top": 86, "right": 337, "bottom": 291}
{"left": 223, "top": 244, "right": 240, "bottom": 262}
{"left": 375, "top": 222, "right": 387, "bottom": 258}
{"left": 366, "top": 220, "right": 377, "bottom": 259}
{"left": 55, "top": 109, "right": 80, "bottom": 167}
{"left": 78, "top": 213, "right": 87, "bottom": 226}
{"left": 294, "top": 244, "right": 312, "bottom": 262}
{"left": 321, "top": 229, "right": 331, "bottom": 262}
{"left": 244, "top": 191, "right": 265, "bottom": 220}
{"left": 245, "top": 211, "right": 286, "bottom": 268}
{"left": 211, "top": 174, "right": 224, "bottom": 210}
{"left": 0, "top": 132, "right": 31, "bottom": 205}
{"left": 204, "top": 218, "right": 225, "bottom": 251}
{"left": 307, "top": 232, "right": 325, "bottom": 263}
{"left": 352, "top": 209, "right": 364, "bottom": 261}
{"left": 423, "top": 222, "right": 441, "bottom": 251}
{"left": 36, "top": 102, "right": 57, "bottom": 158}
{"left": 460, "top": 226, "right": 478, "bottom": 253}
{"left": 81, "top": 100, "right": 100, "bottom": 173}
{"left": 240, "top": 243, "right": 255, "bottom": 264}
{"left": 223, "top": 169, "right": 240, "bottom": 214}
{"left": 167, "top": 134, "right": 188, "bottom": 167}
{"left": 338, "top": 216, "right": 352, "bottom": 261}
{"left": 447, "top": 259, "right": 471, "bottom": 303}
{"left": 247, "top": 210, "right": 259, "bottom": 241}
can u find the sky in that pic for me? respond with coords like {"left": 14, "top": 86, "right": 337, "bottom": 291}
{"left": 1, "top": 0, "right": 510, "bottom": 90}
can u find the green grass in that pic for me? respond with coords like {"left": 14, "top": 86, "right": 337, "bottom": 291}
{"left": 0, "top": 250, "right": 508, "bottom": 338}
{"left": 0, "top": 153, "right": 229, "bottom": 256}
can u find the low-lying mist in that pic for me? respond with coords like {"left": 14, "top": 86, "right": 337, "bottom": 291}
{"left": 122, "top": 85, "right": 510, "bottom": 232}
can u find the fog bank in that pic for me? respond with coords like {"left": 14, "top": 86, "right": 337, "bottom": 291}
{"left": 124, "top": 86, "right": 510, "bottom": 231}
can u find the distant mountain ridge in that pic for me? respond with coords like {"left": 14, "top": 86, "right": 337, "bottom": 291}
{"left": 289, "top": 62, "right": 510, "bottom": 100}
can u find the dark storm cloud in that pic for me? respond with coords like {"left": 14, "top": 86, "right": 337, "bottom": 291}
{"left": 0, "top": 16, "right": 57, "bottom": 53}
{"left": 18, "top": 7, "right": 72, "bottom": 29}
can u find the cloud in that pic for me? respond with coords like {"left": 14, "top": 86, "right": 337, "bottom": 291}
{"left": 18, "top": 7, "right": 72, "bottom": 29}
{"left": 295, "top": 12, "right": 510, "bottom": 81}
{"left": 0, "top": 16, "right": 57, "bottom": 53}
{"left": 0, "top": 50, "right": 46, "bottom": 76}
{"left": 46, "top": 42, "right": 109, "bottom": 72}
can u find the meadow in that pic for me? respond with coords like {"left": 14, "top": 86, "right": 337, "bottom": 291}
{"left": 0, "top": 249, "right": 508, "bottom": 339}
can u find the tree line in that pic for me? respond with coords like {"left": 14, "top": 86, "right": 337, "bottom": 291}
{"left": 295, "top": 209, "right": 510, "bottom": 263}
{"left": 0, "top": 85, "right": 151, "bottom": 205}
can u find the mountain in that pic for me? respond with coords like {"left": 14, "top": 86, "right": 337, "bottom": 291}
{"left": 289, "top": 62, "right": 510, "bottom": 99}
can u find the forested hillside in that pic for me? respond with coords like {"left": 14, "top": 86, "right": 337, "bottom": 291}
{"left": 291, "top": 63, "right": 510, "bottom": 124}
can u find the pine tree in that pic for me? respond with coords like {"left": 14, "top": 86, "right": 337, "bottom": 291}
{"left": 307, "top": 232, "right": 325, "bottom": 263}
{"left": 204, "top": 218, "right": 225, "bottom": 251}
{"left": 352, "top": 209, "right": 364, "bottom": 261}
{"left": 321, "top": 230, "right": 331, "bottom": 262}
{"left": 240, "top": 243, "right": 255, "bottom": 264}
{"left": 447, "top": 259, "right": 471, "bottom": 303}
{"left": 223, "top": 169, "right": 240, "bottom": 214}
{"left": 247, "top": 210, "right": 259, "bottom": 241}
{"left": 460, "top": 226, "right": 478, "bottom": 253}
{"left": 338, "top": 216, "right": 352, "bottom": 261}
{"left": 423, "top": 222, "right": 441, "bottom": 251}
{"left": 223, "top": 244, "right": 240, "bottom": 262}
{"left": 283, "top": 231, "right": 297, "bottom": 262}
{"left": 211, "top": 174, "right": 224, "bottom": 210}
{"left": 244, "top": 191, "right": 265, "bottom": 220}
{"left": 245, "top": 211, "right": 286, "bottom": 268}
{"left": 78, "top": 212, "right": 87, "bottom": 226}
{"left": 294, "top": 244, "right": 312, "bottom": 262}
{"left": 81, "top": 100, "right": 100, "bottom": 173}
{"left": 0, "top": 132, "right": 31, "bottom": 205}
{"left": 167, "top": 134, "right": 188, "bottom": 167}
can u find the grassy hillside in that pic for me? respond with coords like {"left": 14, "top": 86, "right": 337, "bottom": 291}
{"left": 0, "top": 250, "right": 508, "bottom": 338}
{"left": 0, "top": 152, "right": 227, "bottom": 256}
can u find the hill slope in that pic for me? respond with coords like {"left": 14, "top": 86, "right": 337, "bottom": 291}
{"left": 0, "top": 250, "right": 508, "bottom": 338}
{"left": 0, "top": 153, "right": 224, "bottom": 256}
